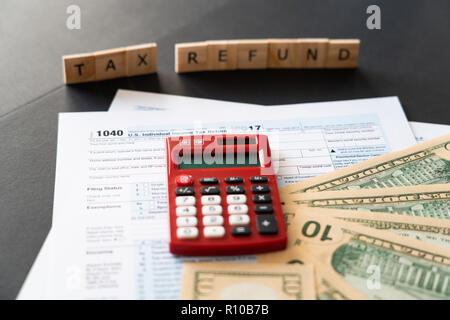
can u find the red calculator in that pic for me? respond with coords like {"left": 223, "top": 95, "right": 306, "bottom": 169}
{"left": 165, "top": 134, "right": 287, "bottom": 256}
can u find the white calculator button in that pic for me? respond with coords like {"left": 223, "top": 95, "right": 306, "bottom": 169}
{"left": 201, "top": 195, "right": 221, "bottom": 205}
{"left": 176, "top": 216, "right": 198, "bottom": 227}
{"left": 176, "top": 196, "right": 195, "bottom": 206}
{"left": 227, "top": 194, "right": 247, "bottom": 204}
{"left": 202, "top": 205, "right": 223, "bottom": 215}
{"left": 177, "top": 227, "right": 198, "bottom": 239}
{"left": 176, "top": 206, "right": 197, "bottom": 216}
{"left": 228, "top": 204, "right": 248, "bottom": 215}
{"left": 203, "top": 215, "right": 224, "bottom": 226}
{"left": 229, "top": 214, "right": 250, "bottom": 226}
{"left": 203, "top": 226, "right": 225, "bottom": 238}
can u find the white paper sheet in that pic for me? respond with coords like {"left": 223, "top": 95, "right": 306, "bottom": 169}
{"left": 109, "top": 90, "right": 261, "bottom": 113}
{"left": 19, "top": 95, "right": 416, "bottom": 299}
{"left": 109, "top": 90, "right": 450, "bottom": 143}
{"left": 409, "top": 121, "right": 450, "bottom": 142}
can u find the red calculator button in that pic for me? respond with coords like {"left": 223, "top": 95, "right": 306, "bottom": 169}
{"left": 176, "top": 175, "right": 193, "bottom": 186}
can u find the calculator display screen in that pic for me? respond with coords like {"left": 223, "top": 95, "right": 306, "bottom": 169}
{"left": 178, "top": 153, "right": 260, "bottom": 169}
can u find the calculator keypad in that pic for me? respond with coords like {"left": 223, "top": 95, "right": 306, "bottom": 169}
{"left": 174, "top": 175, "right": 279, "bottom": 240}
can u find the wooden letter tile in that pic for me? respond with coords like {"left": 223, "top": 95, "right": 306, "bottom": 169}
{"left": 126, "top": 43, "right": 157, "bottom": 76}
{"left": 268, "top": 39, "right": 296, "bottom": 69}
{"left": 62, "top": 53, "right": 96, "bottom": 84}
{"left": 294, "top": 38, "right": 329, "bottom": 68}
{"left": 94, "top": 47, "right": 126, "bottom": 81}
{"left": 207, "top": 40, "right": 237, "bottom": 71}
{"left": 326, "top": 39, "right": 360, "bottom": 68}
{"left": 236, "top": 40, "right": 269, "bottom": 70}
{"left": 175, "top": 42, "right": 208, "bottom": 73}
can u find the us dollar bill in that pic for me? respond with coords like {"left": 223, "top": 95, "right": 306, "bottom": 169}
{"left": 258, "top": 246, "right": 368, "bottom": 300}
{"left": 180, "top": 262, "right": 315, "bottom": 300}
{"left": 258, "top": 205, "right": 368, "bottom": 300}
{"left": 281, "top": 184, "right": 450, "bottom": 219}
{"left": 281, "top": 211, "right": 450, "bottom": 299}
{"left": 309, "top": 207, "right": 450, "bottom": 248}
{"left": 281, "top": 133, "right": 450, "bottom": 194}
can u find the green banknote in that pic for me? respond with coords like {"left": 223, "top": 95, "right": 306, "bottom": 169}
{"left": 258, "top": 245, "right": 368, "bottom": 300}
{"left": 282, "top": 211, "right": 450, "bottom": 299}
{"left": 282, "top": 184, "right": 450, "bottom": 219}
{"left": 286, "top": 206, "right": 450, "bottom": 249}
{"left": 258, "top": 206, "right": 368, "bottom": 300}
{"left": 281, "top": 134, "right": 450, "bottom": 194}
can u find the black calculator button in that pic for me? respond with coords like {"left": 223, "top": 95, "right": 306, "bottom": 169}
{"left": 176, "top": 187, "right": 195, "bottom": 196}
{"left": 254, "top": 204, "right": 273, "bottom": 214}
{"left": 256, "top": 215, "right": 278, "bottom": 235}
{"left": 201, "top": 186, "right": 220, "bottom": 195}
{"left": 225, "top": 177, "right": 243, "bottom": 184}
{"left": 231, "top": 226, "right": 251, "bottom": 236}
{"left": 250, "top": 176, "right": 268, "bottom": 183}
{"left": 252, "top": 194, "right": 272, "bottom": 203}
{"left": 200, "top": 177, "right": 218, "bottom": 185}
{"left": 226, "top": 185, "right": 245, "bottom": 194}
{"left": 251, "top": 185, "right": 270, "bottom": 194}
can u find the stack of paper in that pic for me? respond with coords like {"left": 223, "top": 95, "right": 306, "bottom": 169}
{"left": 18, "top": 90, "right": 449, "bottom": 299}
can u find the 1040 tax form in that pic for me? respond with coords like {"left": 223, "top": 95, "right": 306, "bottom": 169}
{"left": 20, "top": 96, "right": 416, "bottom": 299}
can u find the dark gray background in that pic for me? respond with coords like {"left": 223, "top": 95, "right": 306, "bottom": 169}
{"left": 0, "top": 0, "right": 449, "bottom": 299}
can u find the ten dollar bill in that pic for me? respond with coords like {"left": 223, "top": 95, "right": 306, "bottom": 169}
{"left": 279, "top": 211, "right": 450, "bottom": 299}
{"left": 180, "top": 262, "right": 315, "bottom": 300}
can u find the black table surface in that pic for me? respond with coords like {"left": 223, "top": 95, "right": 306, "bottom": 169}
{"left": 1, "top": 0, "right": 449, "bottom": 299}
